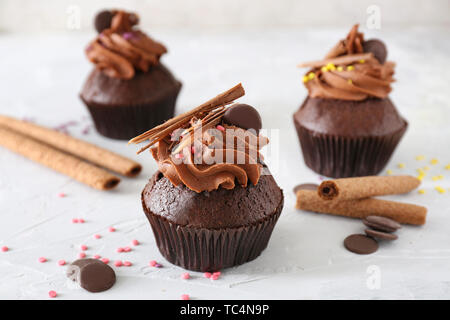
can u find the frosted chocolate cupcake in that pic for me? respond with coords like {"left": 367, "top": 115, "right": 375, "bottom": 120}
{"left": 294, "top": 25, "right": 407, "bottom": 178}
{"left": 80, "top": 10, "right": 181, "bottom": 140}
{"left": 130, "top": 84, "right": 284, "bottom": 272}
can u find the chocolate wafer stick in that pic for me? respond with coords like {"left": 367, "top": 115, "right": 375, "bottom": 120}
{"left": 318, "top": 175, "right": 421, "bottom": 201}
{"left": 0, "top": 126, "right": 120, "bottom": 190}
{"left": 296, "top": 189, "right": 427, "bottom": 225}
{"left": 0, "top": 115, "right": 141, "bottom": 177}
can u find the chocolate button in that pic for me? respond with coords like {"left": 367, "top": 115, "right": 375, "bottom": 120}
{"left": 363, "top": 39, "right": 387, "bottom": 64}
{"left": 293, "top": 183, "right": 319, "bottom": 194}
{"left": 67, "top": 258, "right": 116, "bottom": 293}
{"left": 344, "top": 234, "right": 379, "bottom": 254}
{"left": 94, "top": 10, "right": 113, "bottom": 33}
{"left": 223, "top": 104, "right": 262, "bottom": 133}
{"left": 365, "top": 228, "right": 398, "bottom": 241}
{"left": 363, "top": 215, "right": 401, "bottom": 233}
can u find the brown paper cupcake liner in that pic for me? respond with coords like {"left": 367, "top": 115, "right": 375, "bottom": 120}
{"left": 142, "top": 195, "right": 283, "bottom": 272}
{"left": 81, "top": 84, "right": 181, "bottom": 140}
{"left": 294, "top": 120, "right": 407, "bottom": 178}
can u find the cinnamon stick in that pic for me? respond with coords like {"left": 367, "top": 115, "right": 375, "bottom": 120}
{"left": 296, "top": 189, "right": 427, "bottom": 225}
{"left": 0, "top": 127, "right": 120, "bottom": 190}
{"left": 0, "top": 115, "right": 141, "bottom": 177}
{"left": 318, "top": 175, "right": 421, "bottom": 201}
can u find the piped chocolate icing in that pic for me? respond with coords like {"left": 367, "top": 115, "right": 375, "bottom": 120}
{"left": 298, "top": 24, "right": 394, "bottom": 101}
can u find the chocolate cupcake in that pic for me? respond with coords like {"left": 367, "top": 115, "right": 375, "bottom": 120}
{"left": 131, "top": 84, "right": 284, "bottom": 272}
{"left": 80, "top": 10, "right": 181, "bottom": 140}
{"left": 293, "top": 25, "right": 407, "bottom": 178}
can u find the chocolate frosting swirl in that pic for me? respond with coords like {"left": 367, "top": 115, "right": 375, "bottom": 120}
{"left": 299, "top": 24, "right": 395, "bottom": 101}
{"left": 86, "top": 10, "right": 167, "bottom": 80}
{"left": 150, "top": 124, "right": 268, "bottom": 193}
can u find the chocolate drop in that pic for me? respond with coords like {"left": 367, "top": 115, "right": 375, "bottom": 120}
{"left": 223, "top": 104, "right": 262, "bottom": 132}
{"left": 363, "top": 39, "right": 387, "bottom": 64}
{"left": 67, "top": 258, "right": 116, "bottom": 293}
{"left": 94, "top": 10, "right": 113, "bottom": 33}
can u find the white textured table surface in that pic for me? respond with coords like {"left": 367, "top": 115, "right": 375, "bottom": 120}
{"left": 0, "top": 27, "right": 449, "bottom": 300}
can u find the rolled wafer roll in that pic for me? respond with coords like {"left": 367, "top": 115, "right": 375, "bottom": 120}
{"left": 0, "top": 126, "right": 120, "bottom": 190}
{"left": 296, "top": 189, "right": 427, "bottom": 225}
{"left": 318, "top": 175, "right": 421, "bottom": 201}
{"left": 0, "top": 115, "right": 141, "bottom": 177}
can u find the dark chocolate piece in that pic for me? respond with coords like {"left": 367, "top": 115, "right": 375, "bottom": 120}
{"left": 363, "top": 215, "right": 401, "bottom": 233}
{"left": 293, "top": 183, "right": 319, "bottom": 194}
{"left": 344, "top": 234, "right": 379, "bottom": 254}
{"left": 365, "top": 228, "right": 398, "bottom": 240}
{"left": 67, "top": 259, "right": 116, "bottom": 293}
{"left": 94, "top": 10, "right": 113, "bottom": 33}
{"left": 363, "top": 39, "right": 387, "bottom": 64}
{"left": 223, "top": 104, "right": 262, "bottom": 133}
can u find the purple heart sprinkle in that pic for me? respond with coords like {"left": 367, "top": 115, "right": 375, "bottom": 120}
{"left": 122, "top": 32, "right": 135, "bottom": 40}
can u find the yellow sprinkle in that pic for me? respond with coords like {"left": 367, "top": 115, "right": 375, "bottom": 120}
{"left": 418, "top": 189, "right": 426, "bottom": 194}
{"left": 321, "top": 66, "right": 328, "bottom": 72}
{"left": 308, "top": 72, "right": 315, "bottom": 80}
{"left": 423, "top": 166, "right": 430, "bottom": 171}
{"left": 326, "top": 63, "right": 336, "bottom": 71}
{"left": 417, "top": 175, "right": 424, "bottom": 181}
{"left": 347, "top": 65, "right": 354, "bottom": 71}
{"left": 397, "top": 163, "right": 405, "bottom": 168}
{"left": 337, "top": 66, "right": 344, "bottom": 72}
{"left": 347, "top": 79, "right": 353, "bottom": 84}
{"left": 302, "top": 75, "right": 309, "bottom": 83}
{"left": 432, "top": 175, "right": 444, "bottom": 181}
{"left": 386, "top": 169, "right": 393, "bottom": 175}
{"left": 445, "top": 164, "right": 450, "bottom": 170}
{"left": 431, "top": 158, "right": 439, "bottom": 165}
{"left": 415, "top": 155, "right": 425, "bottom": 161}
{"left": 435, "top": 186, "right": 446, "bottom": 194}
{"left": 417, "top": 168, "right": 425, "bottom": 175}
{"left": 359, "top": 59, "right": 365, "bottom": 63}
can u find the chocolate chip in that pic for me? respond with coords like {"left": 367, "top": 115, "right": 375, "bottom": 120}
{"left": 223, "top": 104, "right": 262, "bottom": 133}
{"left": 363, "top": 215, "right": 401, "bottom": 233}
{"left": 365, "top": 228, "right": 398, "bottom": 241}
{"left": 293, "top": 183, "right": 319, "bottom": 194}
{"left": 67, "top": 259, "right": 116, "bottom": 293}
{"left": 363, "top": 39, "right": 387, "bottom": 64}
{"left": 344, "top": 234, "right": 379, "bottom": 254}
{"left": 94, "top": 10, "right": 113, "bottom": 33}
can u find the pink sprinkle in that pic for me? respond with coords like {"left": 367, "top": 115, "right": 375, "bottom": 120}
{"left": 93, "top": 234, "right": 101, "bottom": 239}
{"left": 123, "top": 261, "right": 132, "bottom": 267}
{"left": 101, "top": 258, "right": 109, "bottom": 264}
{"left": 1, "top": 246, "right": 8, "bottom": 252}
{"left": 175, "top": 153, "right": 183, "bottom": 159}
{"left": 48, "top": 290, "right": 57, "bottom": 298}
{"left": 80, "top": 245, "right": 87, "bottom": 251}
{"left": 58, "top": 260, "right": 66, "bottom": 266}
{"left": 213, "top": 271, "right": 221, "bottom": 276}
{"left": 204, "top": 272, "right": 212, "bottom": 278}
{"left": 149, "top": 260, "right": 157, "bottom": 267}
{"left": 79, "top": 218, "right": 85, "bottom": 223}
{"left": 38, "top": 257, "right": 47, "bottom": 263}
{"left": 58, "top": 193, "right": 66, "bottom": 198}
{"left": 93, "top": 254, "right": 101, "bottom": 259}
{"left": 114, "top": 260, "right": 123, "bottom": 267}
{"left": 78, "top": 252, "right": 86, "bottom": 258}
{"left": 109, "top": 227, "right": 116, "bottom": 232}
{"left": 116, "top": 247, "right": 124, "bottom": 253}
{"left": 181, "top": 273, "right": 190, "bottom": 280}
{"left": 131, "top": 239, "right": 139, "bottom": 246}
{"left": 211, "top": 274, "right": 219, "bottom": 280}
{"left": 123, "top": 246, "right": 131, "bottom": 252}
{"left": 72, "top": 218, "right": 79, "bottom": 224}
{"left": 216, "top": 125, "right": 225, "bottom": 131}
{"left": 181, "top": 294, "right": 190, "bottom": 300}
